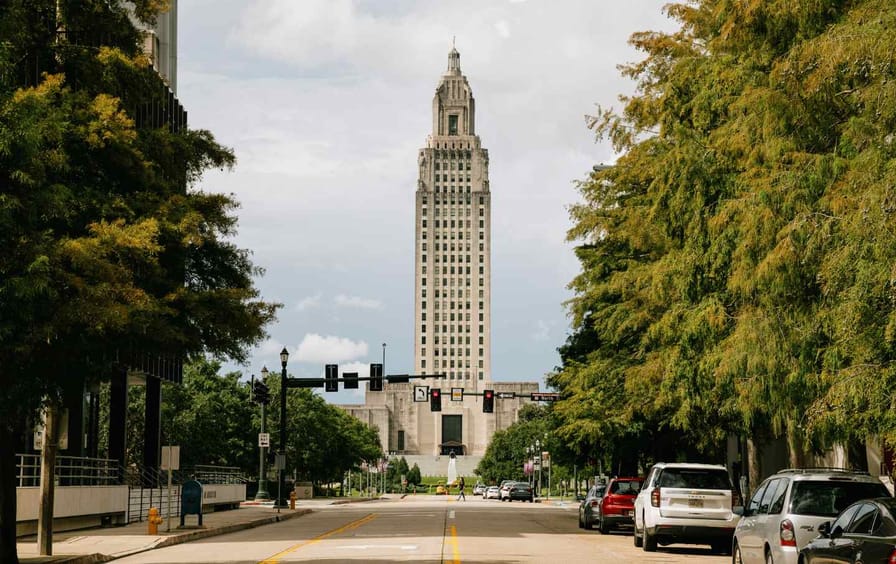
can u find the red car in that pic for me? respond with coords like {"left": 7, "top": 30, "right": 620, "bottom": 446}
{"left": 596, "top": 477, "right": 643, "bottom": 534}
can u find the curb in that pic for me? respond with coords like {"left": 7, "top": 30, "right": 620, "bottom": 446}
{"left": 330, "top": 497, "right": 382, "bottom": 505}
{"left": 44, "top": 509, "right": 314, "bottom": 564}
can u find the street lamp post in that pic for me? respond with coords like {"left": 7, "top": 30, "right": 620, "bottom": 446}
{"left": 255, "top": 366, "right": 270, "bottom": 500}
{"left": 382, "top": 342, "right": 387, "bottom": 374}
{"left": 535, "top": 439, "right": 541, "bottom": 498}
{"left": 276, "top": 347, "right": 289, "bottom": 508}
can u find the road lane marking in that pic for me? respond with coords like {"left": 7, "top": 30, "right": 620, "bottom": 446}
{"left": 449, "top": 510, "right": 455, "bottom": 519}
{"left": 332, "top": 544, "right": 418, "bottom": 550}
{"left": 449, "top": 524, "right": 461, "bottom": 563}
{"left": 258, "top": 513, "right": 377, "bottom": 563}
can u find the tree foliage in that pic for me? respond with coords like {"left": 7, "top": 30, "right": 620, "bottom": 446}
{"left": 553, "top": 0, "right": 896, "bottom": 472}
{"left": 0, "top": 2, "right": 278, "bottom": 561}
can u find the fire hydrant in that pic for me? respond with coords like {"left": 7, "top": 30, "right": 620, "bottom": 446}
{"left": 147, "top": 507, "right": 163, "bottom": 535}
{"left": 289, "top": 489, "right": 297, "bottom": 510}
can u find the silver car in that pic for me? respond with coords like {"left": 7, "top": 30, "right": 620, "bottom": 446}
{"left": 732, "top": 468, "right": 891, "bottom": 564}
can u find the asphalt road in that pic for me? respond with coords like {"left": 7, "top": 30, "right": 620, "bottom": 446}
{"left": 114, "top": 496, "right": 732, "bottom": 563}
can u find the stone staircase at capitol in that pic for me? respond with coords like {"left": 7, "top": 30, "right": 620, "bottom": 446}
{"left": 398, "top": 455, "right": 483, "bottom": 479}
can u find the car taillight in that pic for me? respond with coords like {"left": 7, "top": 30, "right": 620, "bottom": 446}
{"left": 651, "top": 488, "right": 661, "bottom": 508}
{"left": 780, "top": 519, "right": 796, "bottom": 547}
{"left": 590, "top": 500, "right": 598, "bottom": 507}
{"left": 889, "top": 547, "right": 896, "bottom": 564}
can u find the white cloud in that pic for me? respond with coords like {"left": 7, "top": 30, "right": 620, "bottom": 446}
{"left": 494, "top": 20, "right": 511, "bottom": 38}
{"left": 294, "top": 334, "right": 368, "bottom": 363}
{"left": 532, "top": 320, "right": 552, "bottom": 342}
{"left": 296, "top": 293, "right": 322, "bottom": 311}
{"left": 334, "top": 294, "right": 384, "bottom": 310}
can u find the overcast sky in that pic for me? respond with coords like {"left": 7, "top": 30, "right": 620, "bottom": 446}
{"left": 175, "top": 0, "right": 676, "bottom": 403}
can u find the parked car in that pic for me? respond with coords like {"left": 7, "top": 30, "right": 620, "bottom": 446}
{"left": 473, "top": 483, "right": 486, "bottom": 496}
{"left": 508, "top": 482, "right": 534, "bottom": 502}
{"left": 633, "top": 462, "right": 740, "bottom": 554}
{"left": 500, "top": 480, "right": 520, "bottom": 501}
{"left": 485, "top": 486, "right": 500, "bottom": 500}
{"left": 578, "top": 483, "right": 607, "bottom": 530}
{"left": 596, "top": 477, "right": 643, "bottom": 533}
{"left": 733, "top": 468, "right": 891, "bottom": 564}
{"left": 799, "top": 497, "right": 896, "bottom": 564}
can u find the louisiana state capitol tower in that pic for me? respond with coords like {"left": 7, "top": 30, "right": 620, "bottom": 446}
{"left": 339, "top": 48, "right": 537, "bottom": 465}
{"left": 415, "top": 46, "right": 490, "bottom": 386}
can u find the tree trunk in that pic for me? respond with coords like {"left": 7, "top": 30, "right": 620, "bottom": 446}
{"left": 38, "top": 405, "right": 59, "bottom": 555}
{"left": 747, "top": 437, "right": 762, "bottom": 502}
{"left": 787, "top": 421, "right": 806, "bottom": 469}
{"left": 0, "top": 424, "right": 20, "bottom": 564}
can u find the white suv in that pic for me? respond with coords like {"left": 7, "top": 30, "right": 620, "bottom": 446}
{"left": 633, "top": 462, "right": 740, "bottom": 554}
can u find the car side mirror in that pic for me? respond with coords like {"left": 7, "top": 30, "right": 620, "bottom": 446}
{"left": 830, "top": 524, "right": 843, "bottom": 539}
{"left": 817, "top": 521, "right": 830, "bottom": 538}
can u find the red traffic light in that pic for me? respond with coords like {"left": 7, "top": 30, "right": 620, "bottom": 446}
{"left": 432, "top": 390, "right": 440, "bottom": 397}
{"left": 485, "top": 390, "right": 493, "bottom": 398}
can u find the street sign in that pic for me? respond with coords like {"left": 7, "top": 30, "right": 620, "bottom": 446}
{"left": 542, "top": 451, "right": 551, "bottom": 468}
{"left": 530, "top": 392, "right": 560, "bottom": 402}
{"left": 497, "top": 391, "right": 515, "bottom": 399}
{"left": 344, "top": 372, "right": 359, "bottom": 389}
{"left": 161, "top": 445, "right": 180, "bottom": 470}
{"left": 258, "top": 433, "right": 270, "bottom": 448}
{"left": 414, "top": 385, "right": 429, "bottom": 402}
{"left": 274, "top": 453, "right": 286, "bottom": 470}
{"left": 287, "top": 377, "right": 325, "bottom": 388}
{"left": 451, "top": 387, "right": 464, "bottom": 402}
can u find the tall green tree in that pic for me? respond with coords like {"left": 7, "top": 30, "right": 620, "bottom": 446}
{"left": 554, "top": 0, "right": 896, "bottom": 483}
{"left": 0, "top": 2, "right": 277, "bottom": 561}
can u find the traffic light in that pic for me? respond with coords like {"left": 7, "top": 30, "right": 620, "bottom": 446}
{"left": 430, "top": 388, "right": 441, "bottom": 412}
{"left": 253, "top": 380, "right": 270, "bottom": 405}
{"left": 325, "top": 364, "right": 338, "bottom": 392}
{"left": 369, "top": 363, "right": 383, "bottom": 391}
{"left": 483, "top": 389, "right": 494, "bottom": 413}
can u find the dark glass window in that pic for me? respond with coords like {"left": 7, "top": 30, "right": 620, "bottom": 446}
{"left": 789, "top": 481, "right": 891, "bottom": 517}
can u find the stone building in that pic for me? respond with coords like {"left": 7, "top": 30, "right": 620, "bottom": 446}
{"left": 339, "top": 48, "right": 539, "bottom": 468}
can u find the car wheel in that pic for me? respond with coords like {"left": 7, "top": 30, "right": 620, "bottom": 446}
{"left": 732, "top": 542, "right": 744, "bottom": 564}
{"left": 711, "top": 540, "right": 729, "bottom": 555}
{"left": 599, "top": 517, "right": 610, "bottom": 534}
{"left": 529, "top": 497, "right": 533, "bottom": 503}
{"left": 633, "top": 523, "right": 643, "bottom": 548}
{"left": 643, "top": 528, "right": 657, "bottom": 552}
{"left": 578, "top": 512, "right": 584, "bottom": 529}
{"left": 765, "top": 548, "right": 775, "bottom": 564}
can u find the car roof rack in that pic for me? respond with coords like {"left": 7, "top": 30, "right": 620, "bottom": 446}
{"left": 775, "top": 467, "right": 869, "bottom": 475}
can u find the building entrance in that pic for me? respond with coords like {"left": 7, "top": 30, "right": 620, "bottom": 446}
{"left": 440, "top": 414, "right": 464, "bottom": 455}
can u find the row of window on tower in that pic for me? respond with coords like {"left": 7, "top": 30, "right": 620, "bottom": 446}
{"left": 420, "top": 324, "right": 485, "bottom": 334}
{"left": 434, "top": 160, "right": 472, "bottom": 171}
{"left": 421, "top": 233, "right": 485, "bottom": 250}
{"left": 421, "top": 207, "right": 485, "bottom": 218}
{"left": 420, "top": 347, "right": 485, "bottom": 357}
{"left": 419, "top": 277, "right": 485, "bottom": 291}
{"left": 421, "top": 219, "right": 486, "bottom": 229}
{"left": 421, "top": 312, "right": 485, "bottom": 322}
{"left": 420, "top": 195, "right": 487, "bottom": 205}
{"left": 421, "top": 335, "right": 485, "bottom": 345}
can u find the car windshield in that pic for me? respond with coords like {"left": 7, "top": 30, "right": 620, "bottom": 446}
{"left": 789, "top": 481, "right": 891, "bottom": 517}
{"left": 657, "top": 468, "right": 731, "bottom": 489}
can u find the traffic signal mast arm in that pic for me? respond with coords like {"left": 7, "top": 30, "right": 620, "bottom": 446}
{"left": 285, "top": 372, "right": 447, "bottom": 389}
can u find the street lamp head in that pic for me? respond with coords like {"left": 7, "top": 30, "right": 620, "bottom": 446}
{"left": 280, "top": 347, "right": 289, "bottom": 367}
{"left": 260, "top": 366, "right": 269, "bottom": 378}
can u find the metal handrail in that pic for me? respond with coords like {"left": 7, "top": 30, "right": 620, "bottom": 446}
{"left": 16, "top": 454, "right": 119, "bottom": 487}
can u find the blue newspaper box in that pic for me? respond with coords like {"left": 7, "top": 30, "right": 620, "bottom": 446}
{"left": 180, "top": 479, "right": 203, "bottom": 527}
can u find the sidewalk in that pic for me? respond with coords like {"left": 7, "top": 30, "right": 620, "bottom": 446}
{"left": 17, "top": 497, "right": 382, "bottom": 564}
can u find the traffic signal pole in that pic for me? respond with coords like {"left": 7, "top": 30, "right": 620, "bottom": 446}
{"left": 255, "top": 401, "right": 269, "bottom": 500}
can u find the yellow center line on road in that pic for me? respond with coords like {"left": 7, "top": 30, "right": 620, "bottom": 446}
{"left": 448, "top": 523, "right": 461, "bottom": 564}
{"left": 258, "top": 513, "right": 378, "bottom": 564}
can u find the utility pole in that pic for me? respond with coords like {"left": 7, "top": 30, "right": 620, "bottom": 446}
{"left": 38, "top": 404, "right": 59, "bottom": 556}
